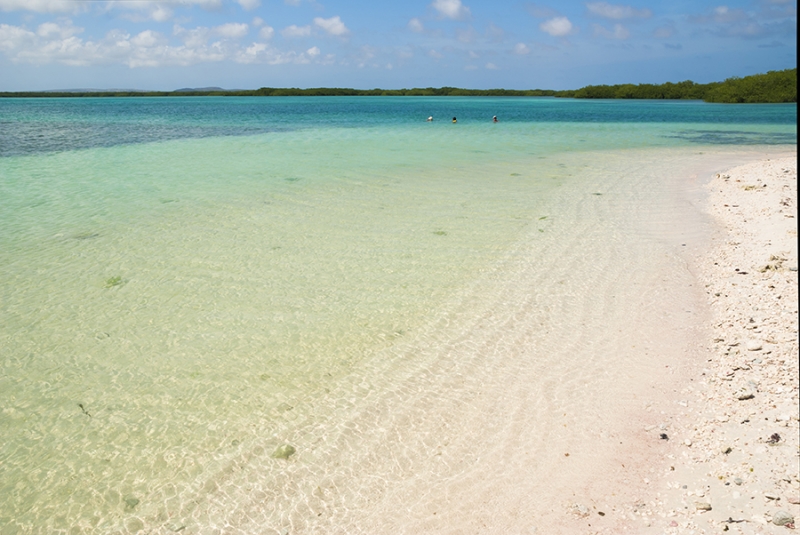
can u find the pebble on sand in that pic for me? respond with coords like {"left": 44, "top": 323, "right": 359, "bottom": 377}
{"left": 772, "top": 510, "right": 794, "bottom": 526}
{"left": 746, "top": 340, "right": 763, "bottom": 351}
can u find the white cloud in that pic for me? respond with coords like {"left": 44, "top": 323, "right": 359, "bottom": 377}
{"left": 150, "top": 6, "right": 173, "bottom": 23}
{"left": 215, "top": 23, "right": 249, "bottom": 39}
{"left": 131, "top": 30, "right": 166, "bottom": 47}
{"left": 0, "top": 24, "right": 36, "bottom": 53}
{"left": 252, "top": 17, "right": 264, "bottom": 27}
{"left": 259, "top": 26, "right": 275, "bottom": 40}
{"left": 282, "top": 24, "right": 311, "bottom": 38}
{"left": 586, "top": 2, "right": 652, "bottom": 20}
{"left": 37, "top": 21, "right": 82, "bottom": 39}
{"left": 593, "top": 23, "right": 630, "bottom": 39}
{"left": 485, "top": 62, "right": 498, "bottom": 69}
{"left": 428, "top": 48, "right": 443, "bottom": 59}
{"left": 513, "top": 42, "right": 530, "bottom": 54}
{"left": 313, "top": 16, "right": 349, "bottom": 36}
{"left": 284, "top": 0, "right": 301, "bottom": 5}
{"left": 0, "top": 0, "right": 80, "bottom": 13}
{"left": 174, "top": 25, "right": 211, "bottom": 47}
{"left": 431, "top": 0, "right": 471, "bottom": 20}
{"left": 237, "top": 0, "right": 260, "bottom": 10}
{"left": 0, "top": 21, "right": 325, "bottom": 68}
{"left": 408, "top": 18, "right": 424, "bottom": 33}
{"left": 540, "top": 16, "right": 574, "bottom": 36}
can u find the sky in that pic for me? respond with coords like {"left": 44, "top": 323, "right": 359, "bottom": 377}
{"left": 0, "top": 0, "right": 796, "bottom": 91}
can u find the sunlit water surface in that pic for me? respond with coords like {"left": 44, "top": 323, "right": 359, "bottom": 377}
{"left": 0, "top": 97, "right": 796, "bottom": 533}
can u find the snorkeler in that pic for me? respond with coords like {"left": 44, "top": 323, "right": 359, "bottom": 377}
{"left": 452, "top": 117, "right": 457, "bottom": 123}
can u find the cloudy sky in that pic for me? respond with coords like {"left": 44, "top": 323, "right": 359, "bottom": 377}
{"left": 0, "top": 0, "right": 795, "bottom": 91}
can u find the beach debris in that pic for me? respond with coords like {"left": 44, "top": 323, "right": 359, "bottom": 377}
{"left": 734, "top": 478, "right": 744, "bottom": 486}
{"left": 77, "top": 403, "right": 91, "bottom": 417}
{"left": 767, "top": 433, "right": 781, "bottom": 444}
{"left": 772, "top": 511, "right": 794, "bottom": 526}
{"left": 660, "top": 433, "right": 669, "bottom": 440}
{"left": 272, "top": 444, "right": 296, "bottom": 460}
{"left": 695, "top": 502, "right": 712, "bottom": 511}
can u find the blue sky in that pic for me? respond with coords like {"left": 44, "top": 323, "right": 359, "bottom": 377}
{"left": 0, "top": 0, "right": 796, "bottom": 91}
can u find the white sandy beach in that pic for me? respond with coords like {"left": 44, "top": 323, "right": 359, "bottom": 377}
{"left": 548, "top": 152, "right": 798, "bottom": 535}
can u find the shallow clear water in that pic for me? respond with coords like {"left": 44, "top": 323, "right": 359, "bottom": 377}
{"left": 0, "top": 97, "right": 796, "bottom": 533}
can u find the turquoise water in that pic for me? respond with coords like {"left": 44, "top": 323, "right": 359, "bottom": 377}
{"left": 0, "top": 97, "right": 796, "bottom": 533}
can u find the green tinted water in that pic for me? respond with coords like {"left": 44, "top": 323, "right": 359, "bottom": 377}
{"left": 0, "top": 98, "right": 796, "bottom": 532}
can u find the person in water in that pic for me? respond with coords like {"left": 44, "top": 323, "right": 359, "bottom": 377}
{"left": 452, "top": 117, "right": 457, "bottom": 123}
{"left": 493, "top": 116, "right": 498, "bottom": 122}
{"left": 427, "top": 116, "right": 433, "bottom": 121}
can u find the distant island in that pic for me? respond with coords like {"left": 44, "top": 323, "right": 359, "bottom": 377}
{"left": 1, "top": 69, "right": 795, "bottom": 104}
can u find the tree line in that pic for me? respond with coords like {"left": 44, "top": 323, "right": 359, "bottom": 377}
{"left": 566, "top": 69, "right": 795, "bottom": 103}
{"left": 0, "top": 68, "right": 794, "bottom": 103}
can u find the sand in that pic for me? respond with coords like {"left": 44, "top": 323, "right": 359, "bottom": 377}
{"left": 552, "top": 152, "right": 798, "bottom": 534}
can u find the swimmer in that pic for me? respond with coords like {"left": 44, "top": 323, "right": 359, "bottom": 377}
{"left": 493, "top": 116, "right": 498, "bottom": 122}
{"left": 427, "top": 116, "right": 433, "bottom": 121}
{"left": 452, "top": 117, "right": 457, "bottom": 123}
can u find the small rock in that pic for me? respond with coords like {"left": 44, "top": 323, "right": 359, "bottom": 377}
{"left": 684, "top": 439, "right": 692, "bottom": 447}
{"left": 746, "top": 340, "right": 763, "bottom": 351}
{"left": 722, "top": 446, "right": 733, "bottom": 454}
{"left": 734, "top": 478, "right": 743, "bottom": 486}
{"left": 272, "top": 444, "right": 296, "bottom": 459}
{"left": 772, "top": 510, "right": 794, "bottom": 526}
{"left": 572, "top": 504, "right": 590, "bottom": 517}
{"left": 786, "top": 496, "right": 800, "bottom": 505}
{"left": 695, "top": 502, "right": 712, "bottom": 511}
{"left": 736, "top": 388, "right": 755, "bottom": 401}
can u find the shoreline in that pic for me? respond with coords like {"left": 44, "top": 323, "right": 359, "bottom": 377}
{"left": 654, "top": 152, "right": 799, "bottom": 533}
{"left": 555, "top": 150, "right": 798, "bottom": 534}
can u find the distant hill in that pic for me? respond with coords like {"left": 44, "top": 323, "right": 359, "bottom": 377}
{"left": 42, "top": 88, "right": 147, "bottom": 93}
{"left": 172, "top": 87, "right": 226, "bottom": 92}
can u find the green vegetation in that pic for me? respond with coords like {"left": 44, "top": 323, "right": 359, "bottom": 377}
{"left": 104, "top": 276, "right": 124, "bottom": 288}
{"left": 570, "top": 80, "right": 711, "bottom": 100}
{"left": 705, "top": 69, "right": 797, "bottom": 103}
{"left": 569, "top": 69, "right": 795, "bottom": 103}
{"left": 0, "top": 69, "right": 794, "bottom": 103}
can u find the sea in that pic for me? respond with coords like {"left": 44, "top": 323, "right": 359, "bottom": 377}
{"left": 0, "top": 97, "right": 796, "bottom": 534}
